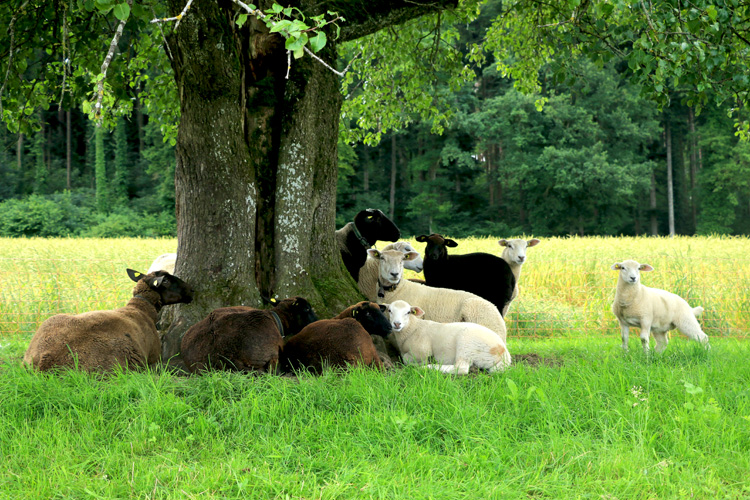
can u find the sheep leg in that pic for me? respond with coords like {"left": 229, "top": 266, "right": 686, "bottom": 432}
{"left": 653, "top": 331, "right": 669, "bottom": 353}
{"left": 639, "top": 323, "right": 652, "bottom": 353}
{"left": 620, "top": 323, "right": 630, "bottom": 351}
{"left": 426, "top": 360, "right": 471, "bottom": 375}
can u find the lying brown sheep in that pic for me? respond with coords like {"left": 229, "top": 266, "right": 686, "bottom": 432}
{"left": 281, "top": 301, "right": 392, "bottom": 374}
{"left": 24, "top": 269, "right": 194, "bottom": 372}
{"left": 180, "top": 297, "right": 318, "bottom": 373}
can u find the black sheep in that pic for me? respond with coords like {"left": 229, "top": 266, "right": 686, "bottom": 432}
{"left": 181, "top": 297, "right": 318, "bottom": 373}
{"left": 335, "top": 208, "right": 401, "bottom": 282}
{"left": 416, "top": 233, "right": 516, "bottom": 317}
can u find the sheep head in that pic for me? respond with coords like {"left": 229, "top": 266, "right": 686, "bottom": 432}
{"left": 349, "top": 301, "right": 392, "bottom": 337}
{"left": 367, "top": 248, "right": 419, "bottom": 287}
{"left": 498, "top": 238, "right": 540, "bottom": 266}
{"left": 354, "top": 208, "right": 401, "bottom": 245}
{"left": 384, "top": 300, "right": 425, "bottom": 332}
{"left": 416, "top": 233, "right": 458, "bottom": 262}
{"left": 611, "top": 260, "right": 653, "bottom": 285}
{"left": 270, "top": 296, "right": 318, "bottom": 337}
{"left": 381, "top": 241, "right": 424, "bottom": 273}
{"left": 127, "top": 268, "right": 194, "bottom": 305}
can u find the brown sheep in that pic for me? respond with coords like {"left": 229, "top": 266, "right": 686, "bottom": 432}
{"left": 281, "top": 301, "right": 392, "bottom": 374}
{"left": 24, "top": 269, "right": 194, "bottom": 372}
{"left": 180, "top": 297, "right": 317, "bottom": 373}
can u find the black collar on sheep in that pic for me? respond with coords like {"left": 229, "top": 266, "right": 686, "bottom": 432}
{"left": 377, "top": 280, "right": 398, "bottom": 299}
{"left": 351, "top": 221, "right": 371, "bottom": 249}
{"left": 270, "top": 310, "right": 284, "bottom": 337}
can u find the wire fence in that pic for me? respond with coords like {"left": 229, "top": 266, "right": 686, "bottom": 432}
{"left": 2, "top": 253, "right": 748, "bottom": 342}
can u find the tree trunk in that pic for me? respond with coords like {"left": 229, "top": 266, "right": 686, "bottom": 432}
{"left": 688, "top": 106, "right": 698, "bottom": 232}
{"left": 66, "top": 110, "right": 72, "bottom": 190}
{"left": 389, "top": 134, "right": 397, "bottom": 220}
{"left": 160, "top": 0, "right": 456, "bottom": 361}
{"left": 665, "top": 120, "right": 675, "bottom": 237}
{"left": 649, "top": 169, "right": 658, "bottom": 236}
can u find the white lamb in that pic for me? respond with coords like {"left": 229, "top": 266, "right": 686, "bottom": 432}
{"left": 147, "top": 253, "right": 177, "bottom": 275}
{"left": 384, "top": 300, "right": 511, "bottom": 374}
{"left": 359, "top": 249, "right": 507, "bottom": 342}
{"left": 498, "top": 238, "right": 540, "bottom": 316}
{"left": 611, "top": 259, "right": 710, "bottom": 353}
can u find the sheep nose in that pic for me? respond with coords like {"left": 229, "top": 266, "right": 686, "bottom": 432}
{"left": 390, "top": 272, "right": 399, "bottom": 278}
{"left": 518, "top": 256, "right": 525, "bottom": 262}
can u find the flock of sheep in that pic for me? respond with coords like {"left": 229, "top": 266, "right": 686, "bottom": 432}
{"left": 23, "top": 208, "right": 710, "bottom": 375}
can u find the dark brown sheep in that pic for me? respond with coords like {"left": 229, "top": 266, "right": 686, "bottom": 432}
{"left": 180, "top": 297, "right": 317, "bottom": 373}
{"left": 281, "top": 301, "right": 392, "bottom": 374}
{"left": 24, "top": 269, "right": 194, "bottom": 372}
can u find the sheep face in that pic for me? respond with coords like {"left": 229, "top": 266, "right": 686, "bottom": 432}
{"left": 273, "top": 296, "right": 318, "bottom": 335}
{"left": 416, "top": 233, "right": 458, "bottom": 262}
{"left": 127, "top": 269, "right": 194, "bottom": 305}
{"left": 498, "top": 238, "right": 540, "bottom": 266}
{"left": 384, "top": 300, "right": 425, "bottom": 332}
{"left": 355, "top": 208, "right": 401, "bottom": 243}
{"left": 612, "top": 260, "right": 654, "bottom": 285}
{"left": 382, "top": 241, "right": 424, "bottom": 273}
{"left": 367, "top": 249, "right": 419, "bottom": 286}
{"left": 350, "top": 301, "right": 392, "bottom": 337}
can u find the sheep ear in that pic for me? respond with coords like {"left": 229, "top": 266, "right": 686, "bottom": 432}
{"left": 639, "top": 264, "right": 654, "bottom": 272}
{"left": 150, "top": 276, "right": 165, "bottom": 288}
{"left": 379, "top": 304, "right": 387, "bottom": 312}
{"left": 611, "top": 263, "right": 622, "bottom": 270}
{"left": 127, "top": 269, "right": 144, "bottom": 282}
{"left": 528, "top": 238, "right": 541, "bottom": 247}
{"left": 498, "top": 240, "right": 508, "bottom": 247}
{"left": 445, "top": 239, "right": 458, "bottom": 248}
{"left": 411, "top": 306, "right": 425, "bottom": 318}
{"left": 367, "top": 249, "right": 381, "bottom": 259}
{"left": 416, "top": 234, "right": 428, "bottom": 242}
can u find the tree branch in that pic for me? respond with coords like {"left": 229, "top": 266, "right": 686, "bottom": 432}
{"left": 94, "top": 0, "right": 133, "bottom": 124}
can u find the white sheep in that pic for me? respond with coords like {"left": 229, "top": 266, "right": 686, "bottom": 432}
{"left": 384, "top": 300, "right": 511, "bottom": 374}
{"left": 359, "top": 249, "right": 507, "bottom": 342}
{"left": 381, "top": 241, "right": 424, "bottom": 273}
{"left": 147, "top": 253, "right": 176, "bottom": 275}
{"left": 611, "top": 259, "right": 710, "bottom": 353}
{"left": 498, "top": 238, "right": 540, "bottom": 316}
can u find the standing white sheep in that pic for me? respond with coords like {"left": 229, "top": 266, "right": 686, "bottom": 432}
{"left": 383, "top": 300, "right": 511, "bottom": 374}
{"left": 611, "top": 259, "right": 710, "bottom": 353}
{"left": 498, "top": 238, "right": 540, "bottom": 317}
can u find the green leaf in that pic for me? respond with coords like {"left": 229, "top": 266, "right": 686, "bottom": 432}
{"left": 706, "top": 5, "right": 718, "bottom": 21}
{"left": 308, "top": 32, "right": 327, "bottom": 53}
{"left": 293, "top": 47, "right": 304, "bottom": 59}
{"left": 270, "top": 3, "right": 283, "bottom": 14}
{"left": 236, "top": 13, "right": 248, "bottom": 28}
{"left": 270, "top": 19, "right": 292, "bottom": 34}
{"left": 505, "top": 378, "right": 519, "bottom": 400}
{"left": 113, "top": 2, "right": 130, "bottom": 21}
{"left": 286, "top": 32, "right": 308, "bottom": 51}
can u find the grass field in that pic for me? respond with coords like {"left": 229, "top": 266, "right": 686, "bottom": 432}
{"left": 1, "top": 236, "right": 749, "bottom": 499}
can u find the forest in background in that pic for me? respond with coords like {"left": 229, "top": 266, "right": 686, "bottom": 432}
{"left": 2, "top": 1, "right": 749, "bottom": 239}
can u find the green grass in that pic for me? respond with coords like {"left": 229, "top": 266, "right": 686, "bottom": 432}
{"left": 2, "top": 338, "right": 750, "bottom": 499}
{"left": 2, "top": 236, "right": 750, "bottom": 498}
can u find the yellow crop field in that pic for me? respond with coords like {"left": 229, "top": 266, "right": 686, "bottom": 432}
{"left": 1, "top": 235, "right": 749, "bottom": 343}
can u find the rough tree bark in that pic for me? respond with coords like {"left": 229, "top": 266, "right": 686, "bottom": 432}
{"left": 160, "top": 0, "right": 457, "bottom": 361}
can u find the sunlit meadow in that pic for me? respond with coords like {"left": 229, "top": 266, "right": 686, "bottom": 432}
{"left": 1, "top": 236, "right": 749, "bottom": 499}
